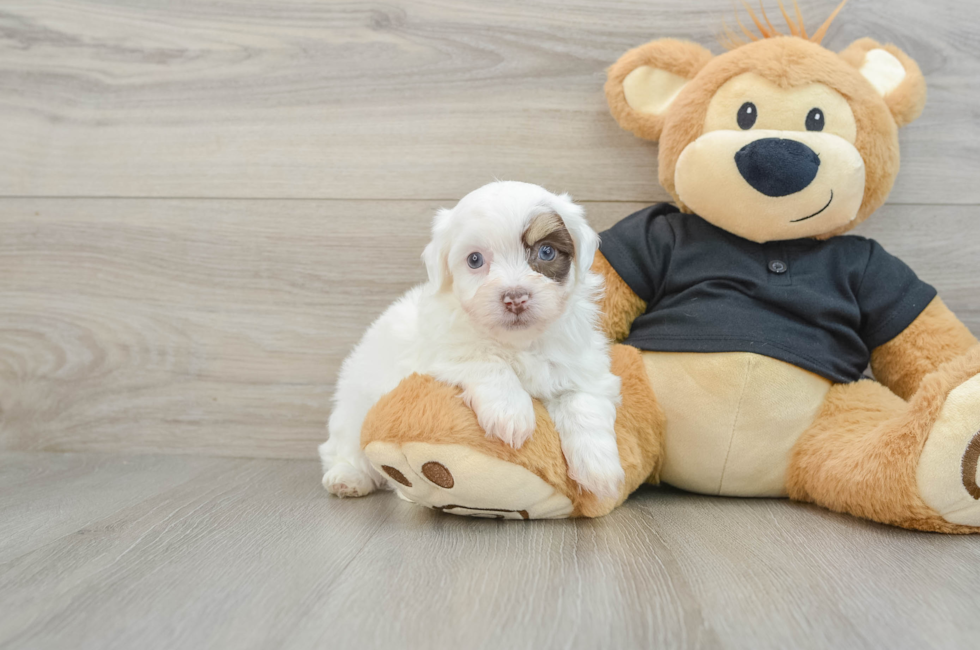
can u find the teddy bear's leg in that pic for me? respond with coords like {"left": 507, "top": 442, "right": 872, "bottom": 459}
{"left": 787, "top": 347, "right": 980, "bottom": 533}
{"left": 359, "top": 345, "right": 665, "bottom": 519}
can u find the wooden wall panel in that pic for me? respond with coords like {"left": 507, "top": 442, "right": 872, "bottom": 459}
{"left": 1, "top": 199, "right": 976, "bottom": 457}
{"left": 0, "top": 0, "right": 978, "bottom": 202}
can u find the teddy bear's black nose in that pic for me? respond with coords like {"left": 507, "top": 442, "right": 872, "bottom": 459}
{"left": 734, "top": 137, "right": 820, "bottom": 197}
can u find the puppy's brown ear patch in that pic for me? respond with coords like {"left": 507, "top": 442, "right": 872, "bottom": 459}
{"left": 523, "top": 212, "right": 575, "bottom": 283}
{"left": 523, "top": 212, "right": 565, "bottom": 247}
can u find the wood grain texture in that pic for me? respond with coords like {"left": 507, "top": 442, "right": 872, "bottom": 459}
{"left": 2, "top": 2, "right": 979, "bottom": 647}
{"left": 0, "top": 452, "right": 223, "bottom": 563}
{"left": 2, "top": 199, "right": 977, "bottom": 458}
{"left": 0, "top": 0, "right": 978, "bottom": 202}
{"left": 1, "top": 452, "right": 978, "bottom": 650}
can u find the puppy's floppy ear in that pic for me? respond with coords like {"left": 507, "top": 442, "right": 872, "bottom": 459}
{"left": 605, "top": 39, "right": 714, "bottom": 142}
{"left": 839, "top": 38, "right": 927, "bottom": 127}
{"left": 422, "top": 208, "right": 453, "bottom": 290}
{"left": 552, "top": 194, "right": 599, "bottom": 280}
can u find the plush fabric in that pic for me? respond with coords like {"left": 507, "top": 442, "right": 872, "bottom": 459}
{"left": 605, "top": 35, "right": 926, "bottom": 235}
{"left": 355, "top": 14, "right": 980, "bottom": 532}
{"left": 870, "top": 297, "right": 978, "bottom": 400}
{"left": 605, "top": 39, "right": 713, "bottom": 142}
{"left": 361, "top": 344, "right": 665, "bottom": 518}
{"left": 592, "top": 250, "right": 646, "bottom": 343}
{"left": 838, "top": 38, "right": 927, "bottom": 128}
{"left": 643, "top": 350, "right": 830, "bottom": 496}
{"left": 787, "top": 347, "right": 980, "bottom": 533}
{"left": 658, "top": 38, "right": 906, "bottom": 232}
{"left": 918, "top": 373, "right": 980, "bottom": 526}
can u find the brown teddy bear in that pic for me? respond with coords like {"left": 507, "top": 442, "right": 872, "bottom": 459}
{"left": 356, "top": 4, "right": 980, "bottom": 532}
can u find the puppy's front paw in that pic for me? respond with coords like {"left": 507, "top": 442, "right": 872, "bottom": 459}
{"left": 323, "top": 462, "right": 378, "bottom": 498}
{"left": 471, "top": 390, "right": 536, "bottom": 449}
{"left": 563, "top": 435, "right": 625, "bottom": 501}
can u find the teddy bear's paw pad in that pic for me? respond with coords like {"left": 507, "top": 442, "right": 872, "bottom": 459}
{"left": 918, "top": 373, "right": 980, "bottom": 526}
{"left": 363, "top": 441, "right": 573, "bottom": 519}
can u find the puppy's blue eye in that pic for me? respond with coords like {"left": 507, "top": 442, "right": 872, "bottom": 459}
{"left": 467, "top": 252, "right": 484, "bottom": 269}
{"left": 538, "top": 245, "right": 556, "bottom": 262}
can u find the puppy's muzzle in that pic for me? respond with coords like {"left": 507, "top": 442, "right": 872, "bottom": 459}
{"left": 502, "top": 289, "right": 531, "bottom": 315}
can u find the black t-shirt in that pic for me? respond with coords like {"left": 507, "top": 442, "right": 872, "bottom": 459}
{"left": 599, "top": 204, "right": 937, "bottom": 383}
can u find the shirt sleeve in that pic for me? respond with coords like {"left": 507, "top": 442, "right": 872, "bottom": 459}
{"left": 597, "top": 204, "right": 678, "bottom": 304}
{"left": 858, "top": 240, "right": 938, "bottom": 350}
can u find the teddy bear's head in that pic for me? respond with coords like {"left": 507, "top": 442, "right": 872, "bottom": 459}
{"left": 605, "top": 2, "right": 926, "bottom": 243}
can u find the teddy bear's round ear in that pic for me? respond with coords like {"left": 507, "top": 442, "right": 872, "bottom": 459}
{"left": 605, "top": 39, "right": 714, "bottom": 142}
{"left": 839, "top": 37, "right": 926, "bottom": 127}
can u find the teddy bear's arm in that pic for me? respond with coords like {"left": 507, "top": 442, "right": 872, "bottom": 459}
{"left": 870, "top": 297, "right": 978, "bottom": 400}
{"left": 593, "top": 250, "right": 646, "bottom": 342}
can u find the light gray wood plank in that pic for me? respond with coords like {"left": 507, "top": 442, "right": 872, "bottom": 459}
{"left": 1, "top": 453, "right": 978, "bottom": 650}
{"left": 1, "top": 199, "right": 978, "bottom": 458}
{"left": 0, "top": 453, "right": 399, "bottom": 650}
{"left": 854, "top": 204, "right": 980, "bottom": 328}
{"left": 0, "top": 0, "right": 978, "bottom": 202}
{"left": 320, "top": 489, "right": 980, "bottom": 650}
{"left": 0, "top": 452, "right": 222, "bottom": 563}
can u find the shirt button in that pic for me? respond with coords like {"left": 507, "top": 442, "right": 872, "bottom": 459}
{"left": 768, "top": 260, "right": 788, "bottom": 274}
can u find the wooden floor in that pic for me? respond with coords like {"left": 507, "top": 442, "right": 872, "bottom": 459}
{"left": 2, "top": 1, "right": 980, "bottom": 648}
{"left": 3, "top": 451, "right": 979, "bottom": 650}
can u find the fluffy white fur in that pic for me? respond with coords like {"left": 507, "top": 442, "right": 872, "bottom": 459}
{"left": 319, "top": 181, "right": 624, "bottom": 499}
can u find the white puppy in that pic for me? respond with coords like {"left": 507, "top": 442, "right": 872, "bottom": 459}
{"left": 320, "top": 181, "right": 624, "bottom": 500}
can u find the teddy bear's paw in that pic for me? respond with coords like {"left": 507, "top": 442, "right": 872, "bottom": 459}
{"left": 918, "top": 373, "right": 980, "bottom": 526}
{"left": 322, "top": 462, "right": 379, "bottom": 498}
{"left": 363, "top": 441, "right": 574, "bottom": 519}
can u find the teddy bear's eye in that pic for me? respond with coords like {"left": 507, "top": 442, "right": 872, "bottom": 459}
{"left": 806, "top": 108, "right": 825, "bottom": 132}
{"left": 737, "top": 102, "right": 757, "bottom": 130}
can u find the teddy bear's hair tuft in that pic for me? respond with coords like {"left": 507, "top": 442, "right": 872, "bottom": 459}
{"left": 721, "top": 0, "right": 848, "bottom": 50}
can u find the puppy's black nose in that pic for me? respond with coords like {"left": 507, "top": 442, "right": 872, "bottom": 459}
{"left": 734, "top": 138, "right": 820, "bottom": 197}
{"left": 502, "top": 290, "right": 530, "bottom": 315}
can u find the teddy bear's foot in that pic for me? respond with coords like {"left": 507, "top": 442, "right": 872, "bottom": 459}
{"left": 918, "top": 373, "right": 980, "bottom": 526}
{"left": 363, "top": 441, "right": 574, "bottom": 519}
